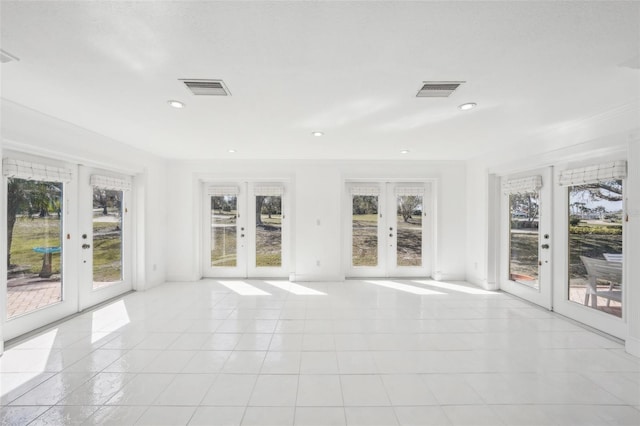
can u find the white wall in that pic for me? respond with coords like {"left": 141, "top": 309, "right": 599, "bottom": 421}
{"left": 165, "top": 159, "right": 466, "bottom": 282}
{"left": 1, "top": 100, "right": 167, "bottom": 350}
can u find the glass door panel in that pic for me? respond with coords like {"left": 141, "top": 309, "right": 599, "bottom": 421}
{"left": 211, "top": 195, "right": 238, "bottom": 267}
{"left": 396, "top": 195, "right": 423, "bottom": 267}
{"left": 567, "top": 180, "right": 623, "bottom": 318}
{"left": 352, "top": 195, "right": 379, "bottom": 267}
{"left": 3, "top": 155, "right": 78, "bottom": 341}
{"left": 500, "top": 169, "right": 552, "bottom": 310}
{"left": 78, "top": 166, "right": 132, "bottom": 312}
{"left": 6, "top": 178, "right": 64, "bottom": 318}
{"left": 255, "top": 195, "right": 282, "bottom": 267}
{"left": 508, "top": 191, "right": 540, "bottom": 288}
{"left": 92, "top": 187, "right": 123, "bottom": 289}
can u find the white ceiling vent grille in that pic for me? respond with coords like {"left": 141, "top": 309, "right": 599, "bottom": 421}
{"left": 181, "top": 79, "right": 231, "bottom": 96}
{"left": 416, "top": 81, "right": 464, "bottom": 97}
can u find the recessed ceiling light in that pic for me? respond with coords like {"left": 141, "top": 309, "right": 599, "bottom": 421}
{"left": 312, "top": 131, "right": 324, "bottom": 137}
{"left": 400, "top": 150, "right": 410, "bottom": 154}
{"left": 228, "top": 149, "right": 236, "bottom": 153}
{"left": 168, "top": 100, "right": 184, "bottom": 108}
{"left": 458, "top": 102, "right": 477, "bottom": 111}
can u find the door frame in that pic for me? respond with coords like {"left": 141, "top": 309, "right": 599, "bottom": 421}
{"left": 77, "top": 166, "right": 134, "bottom": 311}
{"left": 551, "top": 165, "right": 627, "bottom": 339}
{"left": 1, "top": 153, "right": 79, "bottom": 341}
{"left": 202, "top": 180, "right": 290, "bottom": 278}
{"left": 499, "top": 167, "right": 553, "bottom": 310}
{"left": 345, "top": 180, "right": 433, "bottom": 278}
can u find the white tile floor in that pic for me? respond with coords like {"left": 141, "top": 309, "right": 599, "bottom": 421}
{"left": 1, "top": 279, "right": 639, "bottom": 425}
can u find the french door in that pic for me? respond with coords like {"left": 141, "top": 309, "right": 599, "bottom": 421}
{"left": 78, "top": 166, "right": 133, "bottom": 310}
{"left": 3, "top": 155, "right": 133, "bottom": 341}
{"left": 499, "top": 161, "right": 627, "bottom": 340}
{"left": 499, "top": 168, "right": 553, "bottom": 309}
{"left": 552, "top": 160, "right": 626, "bottom": 339}
{"left": 346, "top": 182, "right": 431, "bottom": 278}
{"left": 3, "top": 157, "right": 79, "bottom": 340}
{"left": 203, "top": 182, "right": 289, "bottom": 278}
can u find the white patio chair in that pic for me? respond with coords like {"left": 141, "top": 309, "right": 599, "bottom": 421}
{"left": 580, "top": 256, "right": 622, "bottom": 308}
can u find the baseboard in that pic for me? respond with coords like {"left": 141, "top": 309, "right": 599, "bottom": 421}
{"left": 466, "top": 276, "right": 499, "bottom": 291}
{"left": 166, "top": 274, "right": 200, "bottom": 282}
{"left": 433, "top": 272, "right": 466, "bottom": 281}
{"left": 290, "top": 274, "right": 345, "bottom": 282}
{"left": 626, "top": 336, "right": 640, "bottom": 358}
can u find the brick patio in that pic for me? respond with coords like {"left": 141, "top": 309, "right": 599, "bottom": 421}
{"left": 7, "top": 275, "right": 62, "bottom": 318}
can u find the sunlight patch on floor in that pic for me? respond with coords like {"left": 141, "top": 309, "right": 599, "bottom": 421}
{"left": 364, "top": 280, "right": 445, "bottom": 295}
{"left": 218, "top": 280, "right": 271, "bottom": 296}
{"left": 263, "top": 281, "right": 326, "bottom": 296}
{"left": 412, "top": 280, "right": 498, "bottom": 295}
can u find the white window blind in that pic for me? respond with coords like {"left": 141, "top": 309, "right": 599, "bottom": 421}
{"left": 90, "top": 174, "right": 132, "bottom": 191}
{"left": 394, "top": 186, "right": 425, "bottom": 196}
{"left": 559, "top": 160, "right": 627, "bottom": 186}
{"left": 207, "top": 185, "right": 239, "bottom": 196}
{"left": 502, "top": 175, "right": 542, "bottom": 195}
{"left": 350, "top": 185, "right": 380, "bottom": 196}
{"left": 253, "top": 185, "right": 284, "bottom": 196}
{"left": 2, "top": 158, "right": 72, "bottom": 183}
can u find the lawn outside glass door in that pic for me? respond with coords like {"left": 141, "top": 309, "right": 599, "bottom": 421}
{"left": 78, "top": 166, "right": 133, "bottom": 310}
{"left": 203, "top": 182, "right": 288, "bottom": 278}
{"left": 500, "top": 169, "right": 552, "bottom": 309}
{"left": 552, "top": 160, "right": 626, "bottom": 339}
{"left": 347, "top": 182, "right": 430, "bottom": 278}
{"left": 2, "top": 156, "right": 79, "bottom": 341}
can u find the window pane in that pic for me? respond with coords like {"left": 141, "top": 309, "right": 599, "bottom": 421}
{"left": 352, "top": 195, "right": 378, "bottom": 267}
{"left": 6, "top": 178, "right": 63, "bottom": 318}
{"left": 509, "top": 192, "right": 540, "bottom": 288}
{"left": 211, "top": 195, "right": 237, "bottom": 267}
{"left": 93, "top": 188, "right": 123, "bottom": 288}
{"left": 397, "top": 195, "right": 422, "bottom": 267}
{"left": 568, "top": 180, "right": 623, "bottom": 317}
{"left": 256, "top": 195, "right": 282, "bottom": 267}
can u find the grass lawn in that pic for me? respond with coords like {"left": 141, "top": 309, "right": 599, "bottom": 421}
{"left": 8, "top": 216, "right": 62, "bottom": 275}
{"left": 93, "top": 220, "right": 122, "bottom": 283}
{"left": 510, "top": 225, "right": 623, "bottom": 280}
{"left": 8, "top": 216, "right": 123, "bottom": 284}
{"left": 352, "top": 214, "right": 423, "bottom": 267}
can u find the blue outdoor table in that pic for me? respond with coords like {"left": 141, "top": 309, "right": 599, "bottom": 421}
{"left": 32, "top": 246, "right": 61, "bottom": 278}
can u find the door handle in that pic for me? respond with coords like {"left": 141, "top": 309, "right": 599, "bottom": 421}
{"left": 541, "top": 244, "right": 549, "bottom": 249}
{"left": 241, "top": 234, "right": 245, "bottom": 238}
{"left": 389, "top": 234, "right": 393, "bottom": 237}
{"left": 82, "top": 243, "right": 91, "bottom": 249}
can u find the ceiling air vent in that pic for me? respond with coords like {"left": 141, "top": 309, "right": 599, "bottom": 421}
{"left": 181, "top": 79, "right": 231, "bottom": 96}
{"left": 416, "top": 81, "right": 464, "bottom": 98}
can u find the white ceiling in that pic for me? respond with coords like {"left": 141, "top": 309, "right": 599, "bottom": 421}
{"left": 1, "top": 1, "right": 639, "bottom": 161}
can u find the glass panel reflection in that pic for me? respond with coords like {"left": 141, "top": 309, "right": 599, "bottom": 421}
{"left": 92, "top": 187, "right": 123, "bottom": 288}
{"left": 352, "top": 195, "right": 378, "bottom": 267}
{"left": 211, "top": 195, "right": 238, "bottom": 267}
{"left": 396, "top": 195, "right": 422, "bottom": 267}
{"left": 508, "top": 191, "right": 540, "bottom": 288}
{"left": 255, "top": 195, "right": 282, "bottom": 267}
{"left": 568, "top": 180, "right": 623, "bottom": 317}
{"left": 6, "top": 178, "right": 63, "bottom": 318}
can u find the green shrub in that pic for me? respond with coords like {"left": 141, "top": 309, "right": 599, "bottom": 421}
{"left": 569, "top": 226, "right": 622, "bottom": 235}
